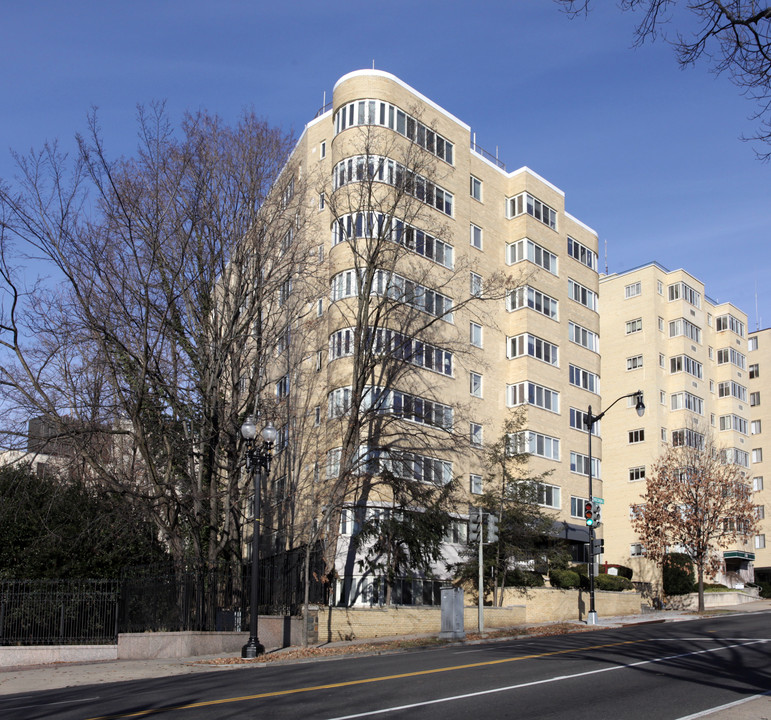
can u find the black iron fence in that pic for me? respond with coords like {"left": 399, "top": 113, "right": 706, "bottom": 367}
{"left": 0, "top": 579, "right": 120, "bottom": 645}
{"left": 0, "top": 545, "right": 328, "bottom": 646}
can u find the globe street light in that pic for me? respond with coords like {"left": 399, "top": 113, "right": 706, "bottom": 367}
{"left": 584, "top": 391, "right": 644, "bottom": 625}
{"left": 241, "top": 417, "right": 277, "bottom": 658}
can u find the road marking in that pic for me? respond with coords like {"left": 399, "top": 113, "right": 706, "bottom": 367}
{"left": 0, "top": 696, "right": 101, "bottom": 711}
{"left": 82, "top": 637, "right": 768, "bottom": 720}
{"left": 324, "top": 639, "right": 770, "bottom": 720}
{"left": 672, "top": 690, "right": 771, "bottom": 720}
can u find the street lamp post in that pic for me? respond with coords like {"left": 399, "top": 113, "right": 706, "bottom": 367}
{"left": 584, "top": 390, "right": 645, "bottom": 625}
{"left": 241, "top": 416, "right": 277, "bottom": 659}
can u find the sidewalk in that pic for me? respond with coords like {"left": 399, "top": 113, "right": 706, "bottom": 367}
{"left": 1, "top": 599, "right": 769, "bottom": 702}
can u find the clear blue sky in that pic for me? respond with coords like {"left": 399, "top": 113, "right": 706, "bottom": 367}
{"left": 2, "top": 1, "right": 769, "bottom": 329}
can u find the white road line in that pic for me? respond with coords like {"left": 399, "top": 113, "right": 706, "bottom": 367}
{"left": 325, "top": 639, "right": 769, "bottom": 720}
{"left": 0, "top": 696, "right": 101, "bottom": 711}
{"left": 673, "top": 690, "right": 771, "bottom": 720}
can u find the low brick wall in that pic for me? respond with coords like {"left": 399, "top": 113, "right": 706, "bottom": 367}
{"left": 118, "top": 615, "right": 304, "bottom": 660}
{"left": 664, "top": 590, "right": 759, "bottom": 611}
{"left": 316, "top": 604, "right": 527, "bottom": 642}
{"left": 0, "top": 644, "right": 117, "bottom": 668}
{"left": 511, "top": 587, "right": 643, "bottom": 623}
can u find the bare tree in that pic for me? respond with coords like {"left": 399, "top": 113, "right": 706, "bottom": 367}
{"left": 557, "top": 1, "right": 771, "bottom": 156}
{"left": 631, "top": 435, "right": 759, "bottom": 610}
{"left": 0, "top": 105, "right": 309, "bottom": 570}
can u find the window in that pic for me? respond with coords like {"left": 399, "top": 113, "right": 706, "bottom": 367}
{"left": 570, "top": 451, "right": 601, "bottom": 478}
{"left": 470, "top": 223, "right": 482, "bottom": 249}
{"left": 627, "top": 355, "right": 643, "bottom": 371}
{"left": 470, "top": 175, "right": 482, "bottom": 201}
{"left": 569, "top": 364, "right": 600, "bottom": 393}
{"left": 509, "top": 431, "right": 560, "bottom": 461}
{"left": 630, "top": 543, "right": 645, "bottom": 557}
{"left": 507, "top": 286, "right": 558, "bottom": 319}
{"left": 470, "top": 422, "right": 483, "bottom": 446}
{"left": 507, "top": 333, "right": 559, "bottom": 366}
{"left": 507, "top": 381, "right": 560, "bottom": 413}
{"left": 670, "top": 354, "right": 703, "bottom": 379}
{"left": 570, "top": 407, "right": 600, "bottom": 435}
{"left": 749, "top": 336, "right": 759, "bottom": 351}
{"left": 506, "top": 192, "right": 557, "bottom": 230}
{"left": 625, "top": 281, "right": 641, "bottom": 299}
{"left": 319, "top": 192, "right": 325, "bottom": 210}
{"left": 571, "top": 496, "right": 590, "bottom": 518}
{"left": 658, "top": 317, "right": 664, "bottom": 332}
{"left": 469, "top": 322, "right": 483, "bottom": 348}
{"left": 717, "top": 347, "right": 747, "bottom": 369}
{"left": 334, "top": 99, "right": 454, "bottom": 164}
{"left": 629, "top": 429, "right": 645, "bottom": 444}
{"left": 751, "top": 392, "right": 761, "bottom": 407}
{"left": 750, "top": 363, "right": 759, "bottom": 379}
{"left": 660, "top": 390, "right": 666, "bottom": 405}
{"left": 668, "top": 281, "right": 701, "bottom": 308}
{"left": 320, "top": 140, "right": 326, "bottom": 159}
{"left": 719, "top": 415, "right": 748, "bottom": 434}
{"left": 626, "top": 318, "right": 642, "bottom": 334}
{"left": 506, "top": 238, "right": 558, "bottom": 275}
{"left": 752, "top": 448, "right": 763, "bottom": 463}
{"left": 276, "top": 375, "right": 290, "bottom": 399}
{"left": 568, "top": 279, "right": 598, "bottom": 311}
{"left": 334, "top": 214, "right": 454, "bottom": 268}
{"left": 659, "top": 353, "right": 666, "bottom": 368}
{"left": 756, "top": 535, "right": 767, "bottom": 550}
{"left": 567, "top": 237, "right": 597, "bottom": 269}
{"left": 670, "top": 392, "right": 704, "bottom": 415}
{"left": 470, "top": 474, "right": 483, "bottom": 495}
{"left": 629, "top": 466, "right": 646, "bottom": 481}
{"left": 333, "top": 155, "right": 453, "bottom": 215}
{"left": 470, "top": 372, "right": 483, "bottom": 398}
{"left": 317, "top": 298, "right": 324, "bottom": 317}
{"left": 752, "top": 420, "right": 762, "bottom": 435}
{"left": 332, "top": 269, "right": 454, "bottom": 321}
{"left": 569, "top": 321, "right": 599, "bottom": 353}
{"left": 661, "top": 428, "right": 668, "bottom": 441}
{"left": 316, "top": 350, "right": 323, "bottom": 372}
{"left": 756, "top": 505, "right": 765, "bottom": 521}
{"left": 669, "top": 318, "right": 702, "bottom": 343}
{"left": 535, "top": 482, "right": 561, "bottom": 508}
{"left": 672, "top": 428, "right": 705, "bottom": 449}
{"left": 716, "top": 313, "right": 745, "bottom": 337}
{"left": 719, "top": 381, "right": 747, "bottom": 402}
{"left": 753, "top": 477, "right": 764, "bottom": 492}
{"left": 314, "top": 406, "right": 321, "bottom": 427}
{"left": 470, "top": 272, "right": 482, "bottom": 297}
{"left": 657, "top": 280, "right": 664, "bottom": 295}
{"left": 279, "top": 279, "right": 292, "bottom": 306}
{"left": 722, "top": 448, "right": 750, "bottom": 467}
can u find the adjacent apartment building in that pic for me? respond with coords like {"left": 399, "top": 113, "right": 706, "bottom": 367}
{"left": 270, "top": 70, "right": 605, "bottom": 604}
{"left": 599, "top": 263, "right": 757, "bottom": 588}
{"left": 748, "top": 327, "right": 771, "bottom": 582}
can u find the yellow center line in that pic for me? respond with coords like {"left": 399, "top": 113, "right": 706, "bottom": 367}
{"left": 84, "top": 638, "right": 645, "bottom": 720}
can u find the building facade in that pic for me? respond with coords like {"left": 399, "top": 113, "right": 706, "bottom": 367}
{"left": 271, "top": 70, "right": 605, "bottom": 604}
{"left": 748, "top": 327, "right": 771, "bottom": 581}
{"left": 600, "top": 263, "right": 756, "bottom": 588}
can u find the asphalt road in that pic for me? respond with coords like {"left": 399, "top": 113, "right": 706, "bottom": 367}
{"left": 2, "top": 612, "right": 769, "bottom": 720}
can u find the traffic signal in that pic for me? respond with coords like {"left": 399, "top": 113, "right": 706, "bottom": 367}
{"left": 469, "top": 512, "right": 481, "bottom": 543}
{"left": 487, "top": 513, "right": 499, "bottom": 543}
{"left": 592, "top": 501, "right": 603, "bottom": 527}
{"left": 584, "top": 500, "right": 594, "bottom": 527}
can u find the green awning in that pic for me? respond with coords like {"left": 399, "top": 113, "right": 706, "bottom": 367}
{"left": 723, "top": 551, "right": 755, "bottom": 561}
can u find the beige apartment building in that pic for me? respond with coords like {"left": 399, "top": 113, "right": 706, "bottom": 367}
{"left": 600, "top": 263, "right": 756, "bottom": 589}
{"left": 748, "top": 327, "right": 771, "bottom": 582}
{"left": 272, "top": 70, "right": 605, "bottom": 604}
